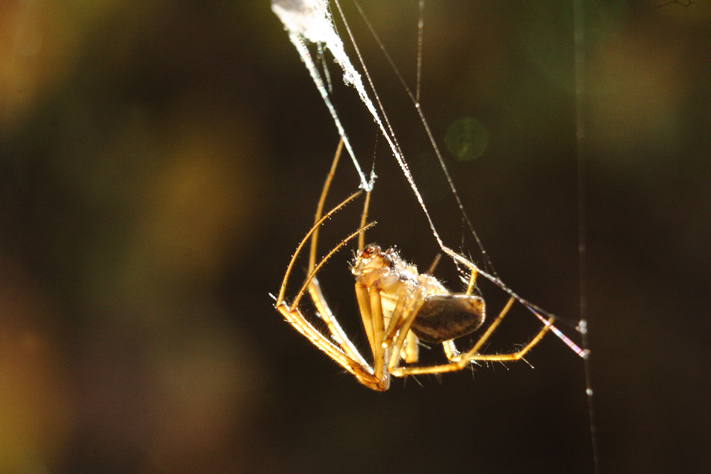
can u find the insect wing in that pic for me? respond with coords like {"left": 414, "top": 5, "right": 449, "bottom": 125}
{"left": 410, "top": 295, "right": 485, "bottom": 343}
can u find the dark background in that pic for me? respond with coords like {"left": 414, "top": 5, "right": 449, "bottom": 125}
{"left": 1, "top": 1, "right": 709, "bottom": 473}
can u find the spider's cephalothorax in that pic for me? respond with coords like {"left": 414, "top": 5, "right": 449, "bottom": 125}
{"left": 274, "top": 143, "right": 555, "bottom": 391}
{"left": 352, "top": 244, "right": 486, "bottom": 344}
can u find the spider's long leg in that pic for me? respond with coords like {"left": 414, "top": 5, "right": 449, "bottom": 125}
{"left": 277, "top": 304, "right": 382, "bottom": 389}
{"left": 353, "top": 278, "right": 393, "bottom": 387}
{"left": 354, "top": 281, "right": 376, "bottom": 358}
{"left": 444, "top": 246, "right": 587, "bottom": 357}
{"left": 390, "top": 298, "right": 553, "bottom": 377}
{"left": 436, "top": 263, "right": 478, "bottom": 363}
{"left": 305, "top": 140, "right": 378, "bottom": 364}
{"left": 377, "top": 288, "right": 419, "bottom": 364}
{"left": 293, "top": 221, "right": 376, "bottom": 311}
{"left": 308, "top": 278, "right": 369, "bottom": 366}
{"left": 403, "top": 328, "right": 419, "bottom": 364}
{"left": 308, "top": 137, "right": 371, "bottom": 269}
{"left": 304, "top": 140, "right": 368, "bottom": 363}
{"left": 368, "top": 284, "right": 386, "bottom": 379}
{"left": 276, "top": 190, "right": 363, "bottom": 306}
{"left": 465, "top": 263, "right": 478, "bottom": 296}
{"left": 296, "top": 222, "right": 386, "bottom": 391}
{"left": 386, "top": 290, "right": 427, "bottom": 372}
{"left": 461, "top": 316, "right": 553, "bottom": 362}
{"left": 276, "top": 207, "right": 384, "bottom": 389}
{"left": 461, "top": 296, "right": 516, "bottom": 356}
{"left": 381, "top": 286, "right": 424, "bottom": 350}
{"left": 357, "top": 190, "right": 371, "bottom": 252}
{"left": 441, "top": 340, "right": 461, "bottom": 361}
{"left": 308, "top": 139, "right": 343, "bottom": 273}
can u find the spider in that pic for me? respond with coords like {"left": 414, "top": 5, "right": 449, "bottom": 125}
{"left": 274, "top": 141, "right": 555, "bottom": 391}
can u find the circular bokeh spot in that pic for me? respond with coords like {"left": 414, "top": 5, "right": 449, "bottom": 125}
{"left": 444, "top": 117, "right": 489, "bottom": 161}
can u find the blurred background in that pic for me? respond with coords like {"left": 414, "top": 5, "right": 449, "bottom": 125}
{"left": 1, "top": 0, "right": 710, "bottom": 473}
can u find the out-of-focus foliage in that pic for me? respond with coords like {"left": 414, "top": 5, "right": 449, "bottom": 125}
{"left": 1, "top": 1, "right": 710, "bottom": 473}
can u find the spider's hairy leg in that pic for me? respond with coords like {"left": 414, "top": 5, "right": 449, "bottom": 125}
{"left": 308, "top": 139, "right": 344, "bottom": 274}
{"left": 308, "top": 277, "right": 368, "bottom": 366}
{"left": 390, "top": 298, "right": 553, "bottom": 377}
{"left": 357, "top": 189, "right": 371, "bottom": 253}
{"left": 438, "top": 261, "right": 479, "bottom": 362}
{"left": 308, "top": 138, "right": 372, "bottom": 268}
{"left": 354, "top": 268, "right": 419, "bottom": 386}
{"left": 369, "top": 282, "right": 387, "bottom": 379}
{"left": 378, "top": 287, "right": 419, "bottom": 363}
{"left": 444, "top": 246, "right": 587, "bottom": 357}
{"left": 403, "top": 328, "right": 419, "bottom": 363}
{"left": 465, "top": 263, "right": 479, "bottom": 296}
{"left": 275, "top": 190, "right": 362, "bottom": 306}
{"left": 276, "top": 221, "right": 384, "bottom": 388}
{"left": 276, "top": 303, "right": 376, "bottom": 384}
{"left": 306, "top": 140, "right": 368, "bottom": 363}
{"left": 441, "top": 340, "right": 461, "bottom": 361}
{"left": 350, "top": 257, "right": 391, "bottom": 390}
{"left": 354, "top": 280, "right": 376, "bottom": 356}
{"left": 382, "top": 289, "right": 410, "bottom": 346}
{"left": 460, "top": 316, "right": 554, "bottom": 364}
{"left": 307, "top": 138, "right": 388, "bottom": 375}
{"left": 276, "top": 140, "right": 391, "bottom": 391}
{"left": 461, "top": 296, "right": 516, "bottom": 356}
{"left": 275, "top": 190, "right": 383, "bottom": 388}
{"left": 386, "top": 290, "right": 427, "bottom": 372}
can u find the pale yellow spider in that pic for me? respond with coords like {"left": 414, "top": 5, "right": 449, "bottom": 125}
{"left": 274, "top": 141, "right": 555, "bottom": 391}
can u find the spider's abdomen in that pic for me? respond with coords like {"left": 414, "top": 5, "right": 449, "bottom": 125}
{"left": 410, "top": 294, "right": 485, "bottom": 344}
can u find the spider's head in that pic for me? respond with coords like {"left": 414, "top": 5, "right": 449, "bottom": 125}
{"left": 350, "top": 244, "right": 397, "bottom": 278}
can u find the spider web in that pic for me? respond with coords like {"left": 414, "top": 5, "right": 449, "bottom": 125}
{"left": 272, "top": 0, "right": 587, "bottom": 357}
{"left": 272, "top": 0, "right": 440, "bottom": 247}
{"left": 274, "top": 2, "right": 598, "bottom": 470}
{"left": 272, "top": 0, "right": 490, "bottom": 293}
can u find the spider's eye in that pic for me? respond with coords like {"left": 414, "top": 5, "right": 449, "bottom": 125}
{"left": 362, "top": 244, "right": 380, "bottom": 258}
